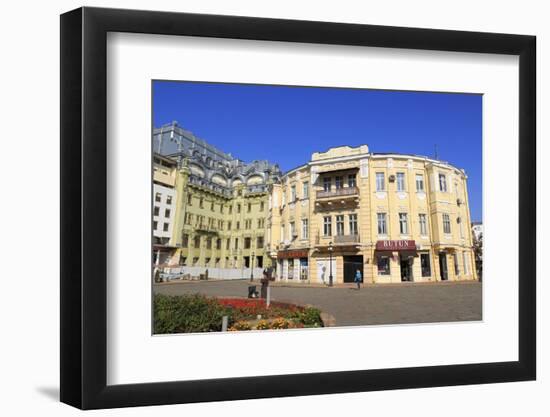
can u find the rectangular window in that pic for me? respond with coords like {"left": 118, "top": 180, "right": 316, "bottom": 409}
{"left": 244, "top": 237, "right": 251, "bottom": 249}
{"left": 376, "top": 172, "right": 385, "bottom": 191}
{"left": 349, "top": 214, "right": 358, "bottom": 235}
{"left": 443, "top": 213, "right": 451, "bottom": 234}
{"left": 227, "top": 221, "right": 232, "bottom": 230}
{"left": 421, "top": 253, "right": 431, "bottom": 277}
{"left": 290, "top": 222, "right": 296, "bottom": 238}
{"left": 247, "top": 203, "right": 251, "bottom": 213}
{"left": 454, "top": 253, "right": 460, "bottom": 275}
{"left": 323, "top": 216, "right": 332, "bottom": 236}
{"left": 396, "top": 172, "right": 406, "bottom": 191}
{"left": 399, "top": 213, "right": 409, "bottom": 235}
{"left": 153, "top": 206, "right": 160, "bottom": 216}
{"left": 335, "top": 176, "right": 343, "bottom": 189}
{"left": 211, "top": 201, "right": 215, "bottom": 211}
{"left": 323, "top": 177, "right": 331, "bottom": 192}
{"left": 187, "top": 193, "right": 192, "bottom": 205}
{"left": 163, "top": 223, "right": 169, "bottom": 232}
{"left": 236, "top": 221, "right": 240, "bottom": 230}
{"left": 155, "top": 192, "right": 161, "bottom": 202}
{"left": 220, "top": 205, "right": 224, "bottom": 214}
{"left": 166, "top": 195, "right": 172, "bottom": 205}
{"left": 348, "top": 174, "right": 356, "bottom": 188}
{"left": 237, "top": 204, "right": 241, "bottom": 213}
{"left": 302, "top": 182, "right": 309, "bottom": 198}
{"left": 416, "top": 174, "right": 424, "bottom": 192}
{"left": 194, "top": 236, "right": 200, "bottom": 248}
{"left": 439, "top": 173, "right": 448, "bottom": 192}
{"left": 260, "top": 201, "right": 264, "bottom": 211}
{"left": 377, "top": 256, "right": 390, "bottom": 275}
{"left": 228, "top": 205, "right": 232, "bottom": 214}
{"left": 280, "top": 225, "right": 285, "bottom": 243}
{"left": 182, "top": 234, "right": 189, "bottom": 248}
{"left": 153, "top": 221, "right": 158, "bottom": 230}
{"left": 206, "top": 238, "right": 212, "bottom": 249}
{"left": 199, "top": 198, "right": 204, "bottom": 208}
{"left": 291, "top": 185, "right": 296, "bottom": 202}
{"left": 377, "top": 213, "right": 387, "bottom": 235}
{"left": 234, "top": 238, "right": 239, "bottom": 250}
{"left": 336, "top": 215, "right": 344, "bottom": 236}
{"left": 226, "top": 239, "right": 230, "bottom": 250}
{"left": 301, "top": 218, "right": 309, "bottom": 239}
{"left": 257, "top": 237, "right": 264, "bottom": 248}
{"left": 216, "top": 238, "right": 221, "bottom": 250}
{"left": 419, "top": 213, "right": 428, "bottom": 236}
{"left": 164, "top": 208, "right": 171, "bottom": 218}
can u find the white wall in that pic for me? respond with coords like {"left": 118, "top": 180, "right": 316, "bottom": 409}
{"left": 0, "top": 1, "right": 546, "bottom": 417}
{"left": 153, "top": 183, "right": 176, "bottom": 239}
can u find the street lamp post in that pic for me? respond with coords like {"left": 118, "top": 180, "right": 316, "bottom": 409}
{"left": 250, "top": 251, "right": 255, "bottom": 282}
{"left": 328, "top": 242, "right": 333, "bottom": 287}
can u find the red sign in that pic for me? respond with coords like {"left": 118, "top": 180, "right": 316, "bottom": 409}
{"left": 277, "top": 250, "right": 309, "bottom": 259}
{"left": 376, "top": 240, "right": 416, "bottom": 251}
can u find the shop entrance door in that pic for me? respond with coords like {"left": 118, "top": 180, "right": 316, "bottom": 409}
{"left": 343, "top": 255, "right": 363, "bottom": 283}
{"left": 439, "top": 252, "right": 448, "bottom": 280}
{"left": 400, "top": 256, "right": 413, "bottom": 281}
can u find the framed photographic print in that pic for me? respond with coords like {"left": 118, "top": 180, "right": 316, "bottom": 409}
{"left": 60, "top": 6, "right": 536, "bottom": 410}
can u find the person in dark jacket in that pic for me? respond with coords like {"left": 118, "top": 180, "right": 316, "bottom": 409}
{"left": 354, "top": 269, "right": 362, "bottom": 290}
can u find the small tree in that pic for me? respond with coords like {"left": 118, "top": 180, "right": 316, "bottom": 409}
{"left": 473, "top": 233, "right": 483, "bottom": 281}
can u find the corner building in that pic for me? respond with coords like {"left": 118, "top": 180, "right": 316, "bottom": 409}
{"left": 268, "top": 145, "right": 478, "bottom": 284}
{"left": 153, "top": 122, "right": 281, "bottom": 276}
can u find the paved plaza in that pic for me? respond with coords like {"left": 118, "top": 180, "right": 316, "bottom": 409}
{"left": 154, "top": 280, "right": 482, "bottom": 326}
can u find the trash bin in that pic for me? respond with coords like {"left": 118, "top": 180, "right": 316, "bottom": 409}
{"left": 248, "top": 285, "right": 257, "bottom": 298}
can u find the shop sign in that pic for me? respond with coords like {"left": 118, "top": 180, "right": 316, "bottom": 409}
{"left": 277, "top": 249, "right": 309, "bottom": 259}
{"left": 376, "top": 240, "right": 416, "bottom": 251}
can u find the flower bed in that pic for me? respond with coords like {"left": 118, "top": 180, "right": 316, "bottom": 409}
{"left": 217, "top": 297, "right": 323, "bottom": 331}
{"left": 153, "top": 294, "right": 323, "bottom": 334}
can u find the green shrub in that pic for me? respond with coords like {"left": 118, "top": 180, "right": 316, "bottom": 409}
{"left": 291, "top": 307, "right": 323, "bottom": 327}
{"left": 154, "top": 294, "right": 229, "bottom": 334}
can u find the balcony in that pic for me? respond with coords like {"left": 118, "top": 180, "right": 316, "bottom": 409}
{"left": 315, "top": 186, "right": 359, "bottom": 210}
{"left": 314, "top": 233, "right": 360, "bottom": 247}
{"left": 334, "top": 234, "right": 360, "bottom": 245}
{"left": 316, "top": 186, "right": 358, "bottom": 199}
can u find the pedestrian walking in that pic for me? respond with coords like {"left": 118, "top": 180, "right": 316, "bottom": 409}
{"left": 354, "top": 269, "right": 362, "bottom": 290}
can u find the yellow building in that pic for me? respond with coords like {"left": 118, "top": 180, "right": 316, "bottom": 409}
{"left": 268, "top": 145, "right": 478, "bottom": 284}
{"left": 152, "top": 122, "right": 281, "bottom": 280}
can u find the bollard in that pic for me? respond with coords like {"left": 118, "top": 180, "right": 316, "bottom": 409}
{"left": 266, "top": 286, "right": 271, "bottom": 308}
{"left": 221, "top": 316, "right": 228, "bottom": 332}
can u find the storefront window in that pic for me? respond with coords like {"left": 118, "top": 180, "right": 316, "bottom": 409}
{"left": 421, "top": 253, "right": 431, "bottom": 277}
{"left": 377, "top": 256, "right": 390, "bottom": 275}
{"left": 300, "top": 258, "right": 308, "bottom": 280}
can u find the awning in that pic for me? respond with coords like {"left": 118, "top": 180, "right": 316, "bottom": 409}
{"left": 375, "top": 240, "right": 416, "bottom": 251}
{"left": 277, "top": 249, "right": 309, "bottom": 259}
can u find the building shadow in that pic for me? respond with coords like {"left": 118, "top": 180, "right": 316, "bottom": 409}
{"left": 36, "top": 386, "right": 59, "bottom": 401}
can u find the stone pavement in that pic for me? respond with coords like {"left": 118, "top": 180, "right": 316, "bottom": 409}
{"left": 153, "top": 280, "right": 482, "bottom": 327}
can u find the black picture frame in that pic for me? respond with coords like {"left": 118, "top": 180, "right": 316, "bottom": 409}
{"left": 60, "top": 6, "right": 536, "bottom": 410}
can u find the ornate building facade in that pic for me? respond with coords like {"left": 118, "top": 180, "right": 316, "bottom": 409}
{"left": 152, "top": 122, "right": 478, "bottom": 284}
{"left": 268, "top": 145, "right": 478, "bottom": 284}
{"left": 152, "top": 122, "right": 281, "bottom": 276}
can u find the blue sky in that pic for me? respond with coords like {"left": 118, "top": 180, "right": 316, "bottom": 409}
{"left": 153, "top": 81, "right": 482, "bottom": 222}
